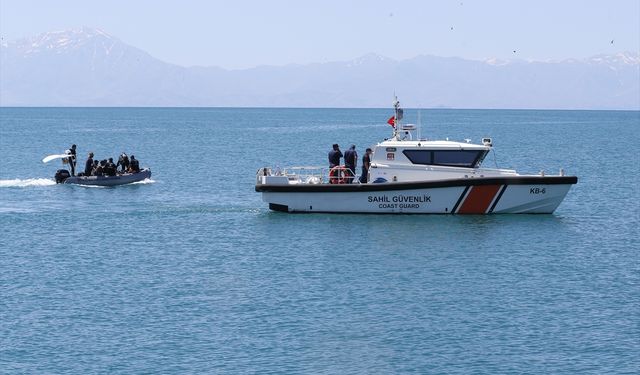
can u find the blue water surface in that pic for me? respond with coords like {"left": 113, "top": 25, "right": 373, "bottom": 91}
{"left": 1, "top": 108, "right": 639, "bottom": 374}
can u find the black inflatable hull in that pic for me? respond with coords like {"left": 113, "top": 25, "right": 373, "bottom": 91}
{"left": 57, "top": 168, "right": 151, "bottom": 186}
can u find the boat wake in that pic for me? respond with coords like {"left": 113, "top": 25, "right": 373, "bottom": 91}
{"left": 131, "top": 178, "right": 156, "bottom": 185}
{"left": 0, "top": 178, "right": 56, "bottom": 187}
{"left": 0, "top": 177, "right": 157, "bottom": 188}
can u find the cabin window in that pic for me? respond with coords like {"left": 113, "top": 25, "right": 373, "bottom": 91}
{"left": 433, "top": 150, "right": 484, "bottom": 167}
{"left": 402, "top": 150, "right": 432, "bottom": 164}
{"left": 403, "top": 149, "right": 486, "bottom": 168}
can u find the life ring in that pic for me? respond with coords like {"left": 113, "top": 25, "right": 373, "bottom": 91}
{"left": 329, "top": 166, "right": 349, "bottom": 184}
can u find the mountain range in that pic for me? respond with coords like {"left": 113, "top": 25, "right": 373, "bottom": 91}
{"left": 1, "top": 27, "right": 638, "bottom": 109}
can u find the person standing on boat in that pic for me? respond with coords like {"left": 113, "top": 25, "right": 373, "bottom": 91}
{"left": 117, "top": 153, "right": 129, "bottom": 173}
{"left": 67, "top": 144, "right": 77, "bottom": 176}
{"left": 344, "top": 144, "right": 357, "bottom": 183}
{"left": 84, "top": 152, "right": 94, "bottom": 176}
{"left": 359, "top": 148, "right": 372, "bottom": 183}
{"left": 328, "top": 144, "right": 343, "bottom": 169}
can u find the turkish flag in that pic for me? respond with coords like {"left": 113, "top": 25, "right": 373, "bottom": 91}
{"left": 387, "top": 116, "right": 395, "bottom": 127}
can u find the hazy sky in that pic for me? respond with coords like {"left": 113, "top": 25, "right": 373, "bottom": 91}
{"left": 1, "top": 0, "right": 638, "bottom": 69}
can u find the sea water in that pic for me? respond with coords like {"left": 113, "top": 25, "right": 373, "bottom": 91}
{"left": 0, "top": 108, "right": 638, "bottom": 374}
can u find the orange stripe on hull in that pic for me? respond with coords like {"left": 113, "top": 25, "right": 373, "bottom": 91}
{"left": 457, "top": 185, "right": 502, "bottom": 214}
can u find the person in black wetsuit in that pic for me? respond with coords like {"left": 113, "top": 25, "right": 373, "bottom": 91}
{"left": 67, "top": 144, "right": 77, "bottom": 176}
{"left": 91, "top": 160, "right": 99, "bottom": 175}
{"left": 359, "top": 148, "right": 372, "bottom": 183}
{"left": 95, "top": 160, "right": 105, "bottom": 176}
{"left": 117, "top": 153, "right": 129, "bottom": 173}
{"left": 129, "top": 155, "right": 140, "bottom": 173}
{"left": 84, "top": 152, "right": 94, "bottom": 176}
{"left": 343, "top": 144, "right": 357, "bottom": 183}
{"left": 105, "top": 158, "right": 117, "bottom": 176}
{"left": 328, "top": 144, "right": 342, "bottom": 169}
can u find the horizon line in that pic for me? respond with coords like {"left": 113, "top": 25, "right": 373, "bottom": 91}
{"left": 1, "top": 106, "right": 638, "bottom": 112}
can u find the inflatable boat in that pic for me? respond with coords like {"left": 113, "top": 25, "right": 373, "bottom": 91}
{"left": 54, "top": 168, "right": 151, "bottom": 186}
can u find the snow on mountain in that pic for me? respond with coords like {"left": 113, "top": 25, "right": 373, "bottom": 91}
{"left": 483, "top": 52, "right": 640, "bottom": 67}
{"left": 484, "top": 57, "right": 510, "bottom": 66}
{"left": 587, "top": 52, "right": 640, "bottom": 65}
{"left": 1, "top": 28, "right": 638, "bottom": 109}
{"left": 9, "top": 27, "right": 116, "bottom": 54}
{"left": 346, "top": 53, "right": 395, "bottom": 67}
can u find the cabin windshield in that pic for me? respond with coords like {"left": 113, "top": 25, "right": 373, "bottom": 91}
{"left": 402, "top": 149, "right": 488, "bottom": 168}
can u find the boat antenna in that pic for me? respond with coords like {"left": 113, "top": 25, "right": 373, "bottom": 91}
{"left": 417, "top": 109, "right": 422, "bottom": 140}
{"left": 393, "top": 95, "right": 400, "bottom": 140}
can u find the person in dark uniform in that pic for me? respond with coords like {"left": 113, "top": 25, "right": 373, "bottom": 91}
{"left": 84, "top": 152, "right": 94, "bottom": 176}
{"left": 67, "top": 144, "right": 77, "bottom": 176}
{"left": 343, "top": 144, "right": 357, "bottom": 183}
{"left": 328, "top": 144, "right": 342, "bottom": 169}
{"left": 91, "top": 160, "right": 99, "bottom": 175}
{"left": 95, "top": 160, "right": 105, "bottom": 176}
{"left": 105, "top": 158, "right": 117, "bottom": 176}
{"left": 129, "top": 155, "right": 140, "bottom": 173}
{"left": 359, "top": 148, "right": 372, "bottom": 183}
{"left": 117, "top": 153, "right": 130, "bottom": 173}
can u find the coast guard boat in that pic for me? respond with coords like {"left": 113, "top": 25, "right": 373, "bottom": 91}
{"left": 255, "top": 98, "right": 577, "bottom": 214}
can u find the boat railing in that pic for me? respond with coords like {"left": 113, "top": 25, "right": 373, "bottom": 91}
{"left": 256, "top": 166, "right": 362, "bottom": 185}
{"left": 282, "top": 166, "right": 327, "bottom": 184}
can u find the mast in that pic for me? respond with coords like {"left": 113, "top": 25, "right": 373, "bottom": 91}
{"left": 417, "top": 109, "right": 421, "bottom": 140}
{"left": 393, "top": 96, "right": 400, "bottom": 140}
{"left": 392, "top": 95, "right": 403, "bottom": 140}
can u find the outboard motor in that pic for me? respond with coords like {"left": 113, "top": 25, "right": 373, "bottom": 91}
{"left": 55, "top": 169, "right": 71, "bottom": 184}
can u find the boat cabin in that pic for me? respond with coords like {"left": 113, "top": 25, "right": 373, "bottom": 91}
{"left": 368, "top": 139, "right": 500, "bottom": 183}
{"left": 371, "top": 140, "right": 490, "bottom": 169}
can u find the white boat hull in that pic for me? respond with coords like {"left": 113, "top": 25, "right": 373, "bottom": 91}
{"left": 257, "top": 176, "right": 577, "bottom": 214}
